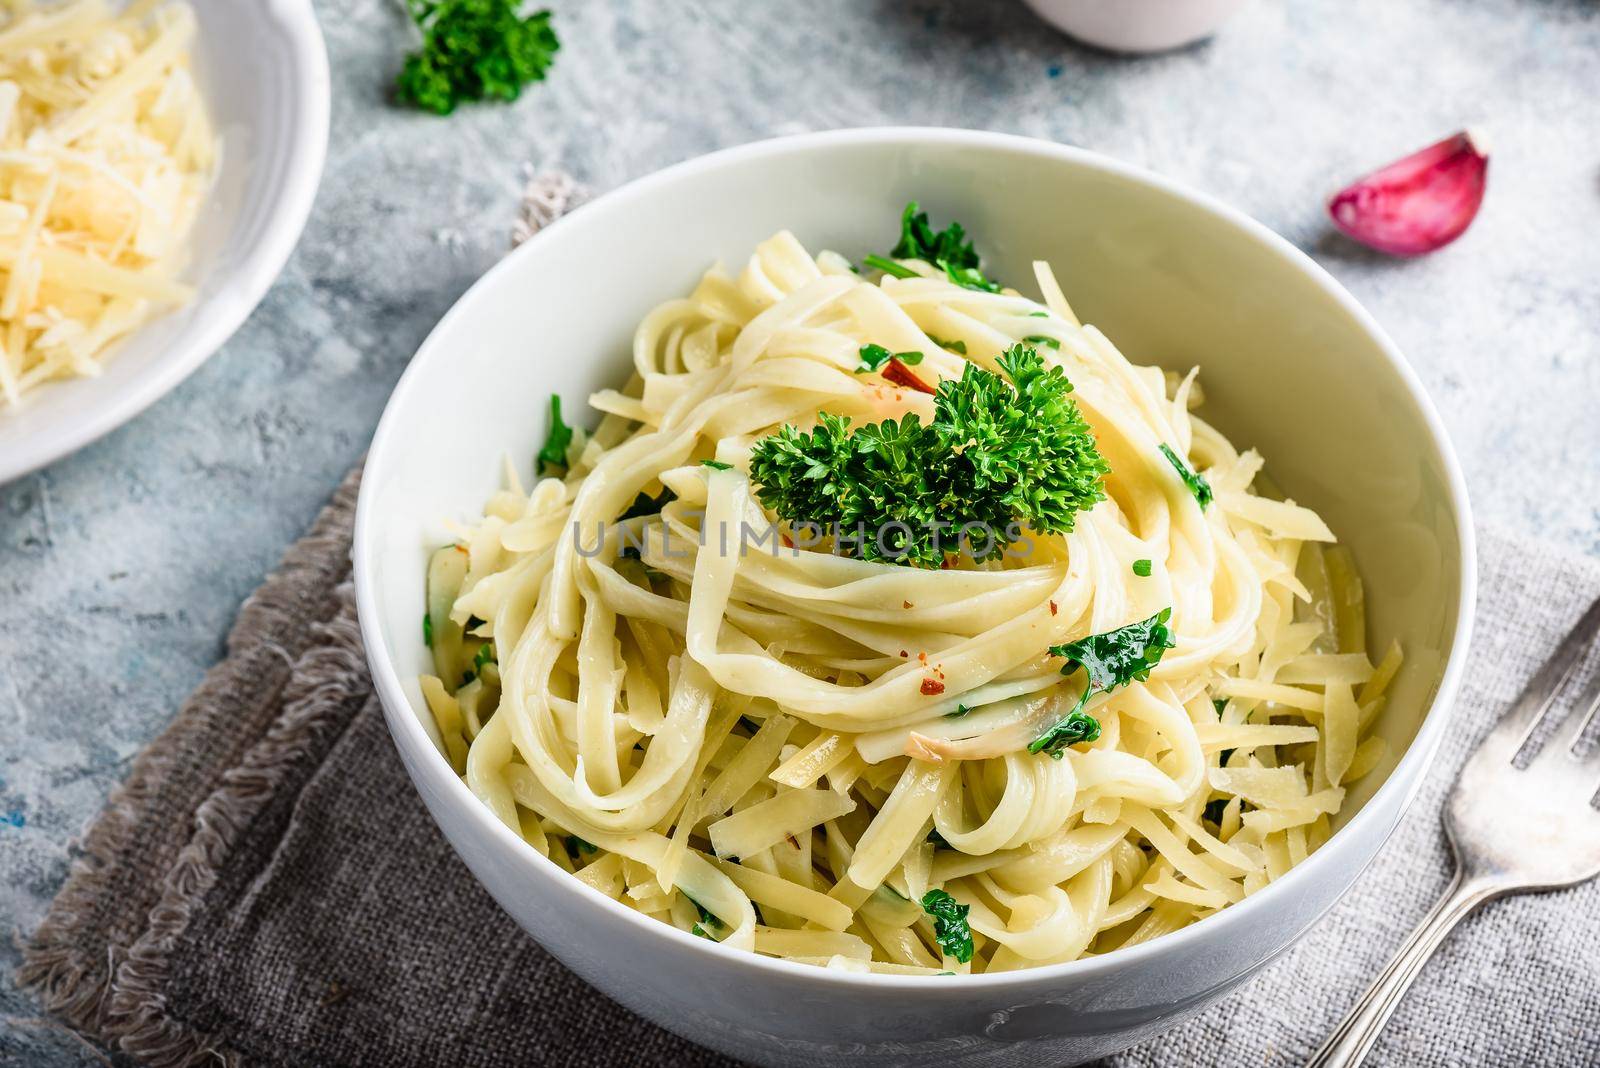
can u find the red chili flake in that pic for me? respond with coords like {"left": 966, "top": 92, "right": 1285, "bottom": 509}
{"left": 1049, "top": 600, "right": 1058, "bottom": 616}
{"left": 903, "top": 600, "right": 913, "bottom": 609}
{"left": 882, "top": 358, "right": 935, "bottom": 394}
{"left": 899, "top": 649, "right": 909, "bottom": 658}
{"left": 780, "top": 532, "right": 794, "bottom": 549}
{"left": 920, "top": 678, "right": 946, "bottom": 696}
{"left": 918, "top": 652, "right": 928, "bottom": 665}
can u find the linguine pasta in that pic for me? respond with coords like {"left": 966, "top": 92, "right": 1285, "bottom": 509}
{"left": 419, "top": 227, "right": 1400, "bottom": 974}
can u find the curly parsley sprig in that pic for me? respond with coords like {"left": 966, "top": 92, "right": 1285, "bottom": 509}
{"left": 395, "top": 0, "right": 559, "bottom": 116}
{"left": 749, "top": 345, "right": 1108, "bottom": 567}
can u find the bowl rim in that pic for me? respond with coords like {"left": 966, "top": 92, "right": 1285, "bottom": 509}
{"left": 0, "top": 0, "right": 331, "bottom": 484}
{"left": 353, "top": 125, "right": 1478, "bottom": 991}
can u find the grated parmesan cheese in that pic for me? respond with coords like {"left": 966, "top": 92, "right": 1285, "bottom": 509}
{"left": 0, "top": 0, "right": 212, "bottom": 409}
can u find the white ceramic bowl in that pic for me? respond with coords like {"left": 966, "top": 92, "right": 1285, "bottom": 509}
{"left": 0, "top": 0, "right": 329, "bottom": 484}
{"left": 354, "top": 128, "right": 1475, "bottom": 1067}
{"left": 1021, "top": 0, "right": 1250, "bottom": 53}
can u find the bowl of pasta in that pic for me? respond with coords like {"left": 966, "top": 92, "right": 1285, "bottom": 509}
{"left": 353, "top": 128, "right": 1474, "bottom": 1066}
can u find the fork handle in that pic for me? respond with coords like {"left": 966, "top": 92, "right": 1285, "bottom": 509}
{"left": 1305, "top": 870, "right": 1503, "bottom": 1068}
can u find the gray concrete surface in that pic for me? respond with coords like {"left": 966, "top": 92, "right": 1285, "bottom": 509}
{"left": 3, "top": 0, "right": 1598, "bottom": 1062}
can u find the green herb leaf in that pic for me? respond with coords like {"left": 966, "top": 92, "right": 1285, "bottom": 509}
{"left": 423, "top": 612, "right": 433, "bottom": 646}
{"left": 395, "top": 0, "right": 559, "bottom": 116}
{"left": 920, "top": 889, "right": 975, "bottom": 963}
{"left": 888, "top": 202, "right": 1001, "bottom": 293}
{"left": 701, "top": 460, "right": 733, "bottom": 470}
{"left": 691, "top": 923, "right": 714, "bottom": 939}
{"left": 855, "top": 343, "right": 925, "bottom": 374}
{"left": 928, "top": 335, "right": 967, "bottom": 355}
{"left": 619, "top": 486, "right": 675, "bottom": 521}
{"left": 1132, "top": 558, "right": 1152, "bottom": 577}
{"left": 749, "top": 345, "right": 1108, "bottom": 568}
{"left": 1029, "top": 608, "right": 1176, "bottom": 757}
{"left": 945, "top": 703, "right": 972, "bottom": 719}
{"left": 1159, "top": 444, "right": 1213, "bottom": 510}
{"left": 1028, "top": 310, "right": 1050, "bottom": 318}
{"left": 685, "top": 895, "right": 724, "bottom": 930}
{"left": 862, "top": 253, "right": 919, "bottom": 279}
{"left": 1027, "top": 710, "right": 1102, "bottom": 758}
{"left": 566, "top": 835, "right": 596, "bottom": 856}
{"left": 472, "top": 641, "right": 496, "bottom": 671}
{"left": 1050, "top": 607, "right": 1175, "bottom": 695}
{"left": 1023, "top": 334, "right": 1061, "bottom": 349}
{"left": 536, "top": 394, "right": 573, "bottom": 474}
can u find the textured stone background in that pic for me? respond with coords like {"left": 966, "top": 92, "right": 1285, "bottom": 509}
{"left": 2, "top": 0, "right": 1597, "bottom": 1063}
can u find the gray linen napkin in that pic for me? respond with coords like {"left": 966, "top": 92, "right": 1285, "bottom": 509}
{"left": 19, "top": 471, "right": 1600, "bottom": 1067}
{"left": 19, "top": 179, "right": 1600, "bottom": 1065}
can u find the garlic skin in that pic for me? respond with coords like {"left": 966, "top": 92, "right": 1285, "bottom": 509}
{"left": 1327, "top": 130, "right": 1490, "bottom": 257}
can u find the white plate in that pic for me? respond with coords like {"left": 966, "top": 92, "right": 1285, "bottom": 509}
{"left": 0, "top": 0, "right": 329, "bottom": 484}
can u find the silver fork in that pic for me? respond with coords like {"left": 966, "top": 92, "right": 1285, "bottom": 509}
{"left": 1308, "top": 594, "right": 1600, "bottom": 1068}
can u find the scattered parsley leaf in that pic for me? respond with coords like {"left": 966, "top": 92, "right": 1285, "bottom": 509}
{"left": 686, "top": 895, "right": 724, "bottom": 930}
{"left": 1027, "top": 710, "right": 1101, "bottom": 757}
{"left": 1051, "top": 608, "right": 1175, "bottom": 695}
{"left": 701, "top": 459, "right": 733, "bottom": 470}
{"left": 750, "top": 344, "right": 1108, "bottom": 567}
{"left": 889, "top": 202, "right": 1001, "bottom": 293}
{"left": 619, "top": 486, "right": 674, "bottom": 521}
{"left": 1213, "top": 698, "right": 1228, "bottom": 716}
{"left": 691, "top": 923, "right": 714, "bottom": 939}
{"left": 1028, "top": 310, "right": 1050, "bottom": 318}
{"left": 855, "top": 342, "right": 926, "bottom": 373}
{"left": 395, "top": 0, "right": 559, "bottom": 116}
{"left": 423, "top": 612, "right": 433, "bottom": 646}
{"left": 1159, "top": 443, "right": 1213, "bottom": 510}
{"left": 1023, "top": 334, "right": 1061, "bottom": 349}
{"left": 536, "top": 394, "right": 573, "bottom": 474}
{"left": 920, "top": 889, "right": 975, "bottom": 963}
{"left": 928, "top": 335, "right": 967, "bottom": 354}
{"left": 1132, "top": 558, "right": 1152, "bottom": 577}
{"left": 945, "top": 703, "right": 972, "bottom": 719}
{"left": 1029, "top": 608, "right": 1175, "bottom": 757}
{"left": 565, "top": 835, "right": 596, "bottom": 856}
{"left": 862, "top": 253, "right": 919, "bottom": 279}
{"left": 472, "top": 641, "right": 496, "bottom": 672}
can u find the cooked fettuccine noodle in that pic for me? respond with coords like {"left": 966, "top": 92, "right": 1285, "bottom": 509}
{"left": 419, "top": 229, "right": 1400, "bottom": 974}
